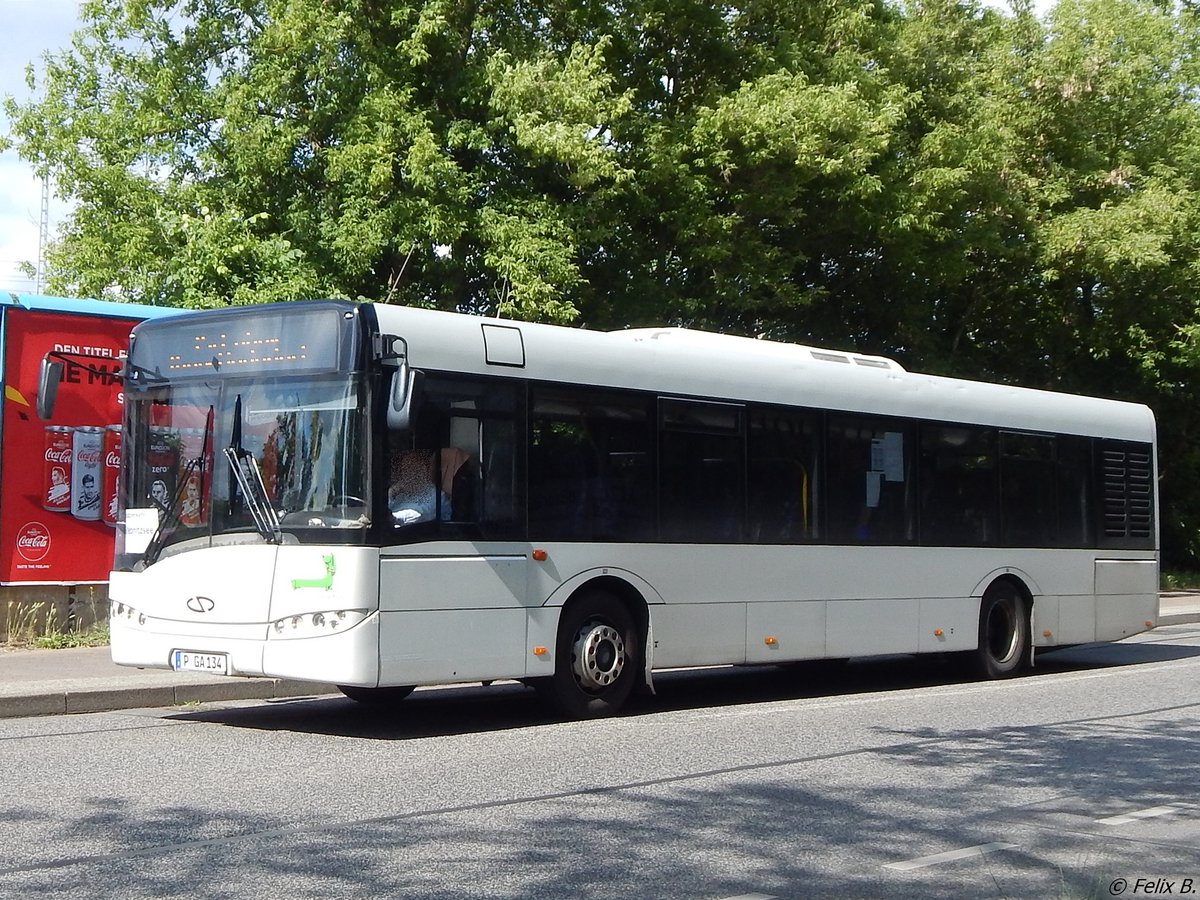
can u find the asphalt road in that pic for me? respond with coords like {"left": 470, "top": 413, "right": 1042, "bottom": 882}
{"left": 0, "top": 624, "right": 1198, "bottom": 899}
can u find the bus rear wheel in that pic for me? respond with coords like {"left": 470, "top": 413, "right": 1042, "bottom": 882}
{"left": 544, "top": 591, "right": 639, "bottom": 719}
{"left": 972, "top": 582, "right": 1030, "bottom": 679}
{"left": 337, "top": 684, "right": 416, "bottom": 707}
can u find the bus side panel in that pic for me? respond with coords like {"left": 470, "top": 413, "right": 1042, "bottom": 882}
{"left": 1033, "top": 596, "right": 1060, "bottom": 648}
{"left": 918, "top": 597, "right": 978, "bottom": 653}
{"left": 377, "top": 549, "right": 530, "bottom": 684}
{"left": 651, "top": 603, "right": 746, "bottom": 668}
{"left": 1057, "top": 594, "right": 1097, "bottom": 644}
{"left": 379, "top": 553, "right": 528, "bottom": 610}
{"left": 745, "top": 601, "right": 826, "bottom": 663}
{"left": 1095, "top": 558, "right": 1158, "bottom": 641}
{"left": 377, "top": 609, "right": 528, "bottom": 684}
{"left": 1096, "top": 595, "right": 1157, "bottom": 641}
{"left": 827, "top": 599, "right": 920, "bottom": 657}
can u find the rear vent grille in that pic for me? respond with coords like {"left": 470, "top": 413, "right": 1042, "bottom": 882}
{"left": 811, "top": 351, "right": 851, "bottom": 364}
{"left": 810, "top": 350, "right": 898, "bottom": 370}
{"left": 1100, "top": 442, "right": 1153, "bottom": 540}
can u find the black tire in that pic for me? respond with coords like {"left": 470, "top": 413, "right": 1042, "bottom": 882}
{"left": 336, "top": 684, "right": 416, "bottom": 706}
{"left": 972, "top": 581, "right": 1030, "bottom": 679}
{"left": 544, "top": 591, "right": 640, "bottom": 719}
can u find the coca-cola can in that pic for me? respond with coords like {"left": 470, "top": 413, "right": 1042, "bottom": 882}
{"left": 43, "top": 426, "right": 73, "bottom": 512}
{"left": 147, "top": 427, "right": 179, "bottom": 511}
{"left": 102, "top": 425, "right": 122, "bottom": 527}
{"left": 71, "top": 426, "right": 104, "bottom": 521}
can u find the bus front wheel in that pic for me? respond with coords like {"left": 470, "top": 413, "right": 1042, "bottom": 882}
{"left": 972, "top": 582, "right": 1030, "bottom": 679}
{"left": 545, "top": 591, "right": 639, "bottom": 719}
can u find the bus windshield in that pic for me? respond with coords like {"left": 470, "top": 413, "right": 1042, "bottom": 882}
{"left": 116, "top": 374, "right": 370, "bottom": 569}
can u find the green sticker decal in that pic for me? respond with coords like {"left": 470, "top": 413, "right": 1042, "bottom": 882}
{"left": 291, "top": 554, "right": 336, "bottom": 590}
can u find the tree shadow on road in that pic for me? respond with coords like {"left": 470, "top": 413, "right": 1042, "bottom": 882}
{"left": 2, "top": 633, "right": 1198, "bottom": 899}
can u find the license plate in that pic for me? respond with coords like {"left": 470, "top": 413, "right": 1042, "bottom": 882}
{"left": 172, "top": 650, "right": 228, "bottom": 675}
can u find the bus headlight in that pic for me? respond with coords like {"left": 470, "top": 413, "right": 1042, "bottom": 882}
{"left": 111, "top": 602, "right": 142, "bottom": 623}
{"left": 267, "top": 608, "right": 369, "bottom": 639}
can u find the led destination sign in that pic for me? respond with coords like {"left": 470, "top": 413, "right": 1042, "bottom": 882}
{"left": 131, "top": 305, "right": 352, "bottom": 379}
{"left": 169, "top": 331, "right": 308, "bottom": 372}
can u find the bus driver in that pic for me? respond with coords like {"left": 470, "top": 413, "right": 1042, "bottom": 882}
{"left": 389, "top": 447, "right": 470, "bottom": 525}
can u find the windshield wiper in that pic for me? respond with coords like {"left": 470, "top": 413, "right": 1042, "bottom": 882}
{"left": 225, "top": 393, "right": 281, "bottom": 543}
{"left": 143, "top": 406, "right": 214, "bottom": 565}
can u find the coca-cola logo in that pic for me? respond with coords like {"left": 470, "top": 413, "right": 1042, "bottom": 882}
{"left": 77, "top": 449, "right": 102, "bottom": 464}
{"left": 45, "top": 448, "right": 72, "bottom": 463}
{"left": 105, "top": 451, "right": 120, "bottom": 469}
{"left": 16, "top": 522, "right": 51, "bottom": 562}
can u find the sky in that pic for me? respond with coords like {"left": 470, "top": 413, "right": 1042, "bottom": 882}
{"left": 0, "top": 0, "right": 1052, "bottom": 300}
{"left": 0, "top": 0, "right": 82, "bottom": 296}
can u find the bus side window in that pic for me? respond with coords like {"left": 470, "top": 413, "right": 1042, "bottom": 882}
{"left": 659, "top": 399, "right": 745, "bottom": 543}
{"left": 826, "top": 415, "right": 916, "bottom": 544}
{"left": 402, "top": 377, "right": 523, "bottom": 539}
{"left": 999, "top": 431, "right": 1057, "bottom": 546}
{"left": 1057, "top": 435, "right": 1094, "bottom": 547}
{"left": 529, "top": 385, "right": 654, "bottom": 541}
{"left": 919, "top": 424, "right": 998, "bottom": 546}
{"left": 748, "top": 407, "right": 820, "bottom": 543}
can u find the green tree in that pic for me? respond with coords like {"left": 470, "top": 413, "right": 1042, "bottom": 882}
{"left": 3, "top": 0, "right": 912, "bottom": 324}
{"left": 3, "top": 0, "right": 636, "bottom": 315}
{"left": 1015, "top": 0, "right": 1200, "bottom": 562}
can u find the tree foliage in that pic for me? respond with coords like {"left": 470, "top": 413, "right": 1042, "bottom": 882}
{"left": 5, "top": 0, "right": 1200, "bottom": 562}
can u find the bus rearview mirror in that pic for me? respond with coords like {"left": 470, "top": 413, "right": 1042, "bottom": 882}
{"left": 36, "top": 357, "right": 64, "bottom": 420}
{"left": 387, "top": 365, "right": 423, "bottom": 431}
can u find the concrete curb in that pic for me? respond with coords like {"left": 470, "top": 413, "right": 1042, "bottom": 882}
{"left": 1156, "top": 613, "right": 1200, "bottom": 628}
{"left": 1156, "top": 591, "right": 1200, "bottom": 628}
{"left": 0, "top": 679, "right": 338, "bottom": 719}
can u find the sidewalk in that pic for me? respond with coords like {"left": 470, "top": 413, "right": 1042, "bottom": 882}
{"left": 1157, "top": 591, "right": 1200, "bottom": 627}
{"left": 2, "top": 594, "right": 1199, "bottom": 720}
{"left": 0, "top": 646, "right": 337, "bottom": 719}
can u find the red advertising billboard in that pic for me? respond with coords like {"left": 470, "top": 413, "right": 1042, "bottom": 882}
{"left": 1, "top": 306, "right": 139, "bottom": 584}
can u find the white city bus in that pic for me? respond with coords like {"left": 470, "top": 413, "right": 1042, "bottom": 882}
{"left": 108, "top": 300, "right": 1158, "bottom": 717}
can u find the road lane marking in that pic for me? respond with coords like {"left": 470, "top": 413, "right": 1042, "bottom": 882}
{"left": 884, "top": 842, "right": 1017, "bottom": 871}
{"left": 1097, "top": 803, "right": 1189, "bottom": 826}
{"left": 714, "top": 895, "right": 777, "bottom": 900}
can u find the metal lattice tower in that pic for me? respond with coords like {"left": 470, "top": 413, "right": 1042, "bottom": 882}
{"left": 36, "top": 173, "right": 49, "bottom": 294}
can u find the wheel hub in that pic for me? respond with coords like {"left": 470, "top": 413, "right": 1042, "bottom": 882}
{"left": 571, "top": 621, "right": 626, "bottom": 691}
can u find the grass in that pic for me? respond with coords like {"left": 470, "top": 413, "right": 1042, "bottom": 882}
{"left": 3, "top": 595, "right": 109, "bottom": 649}
{"left": 29, "top": 623, "right": 110, "bottom": 649}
